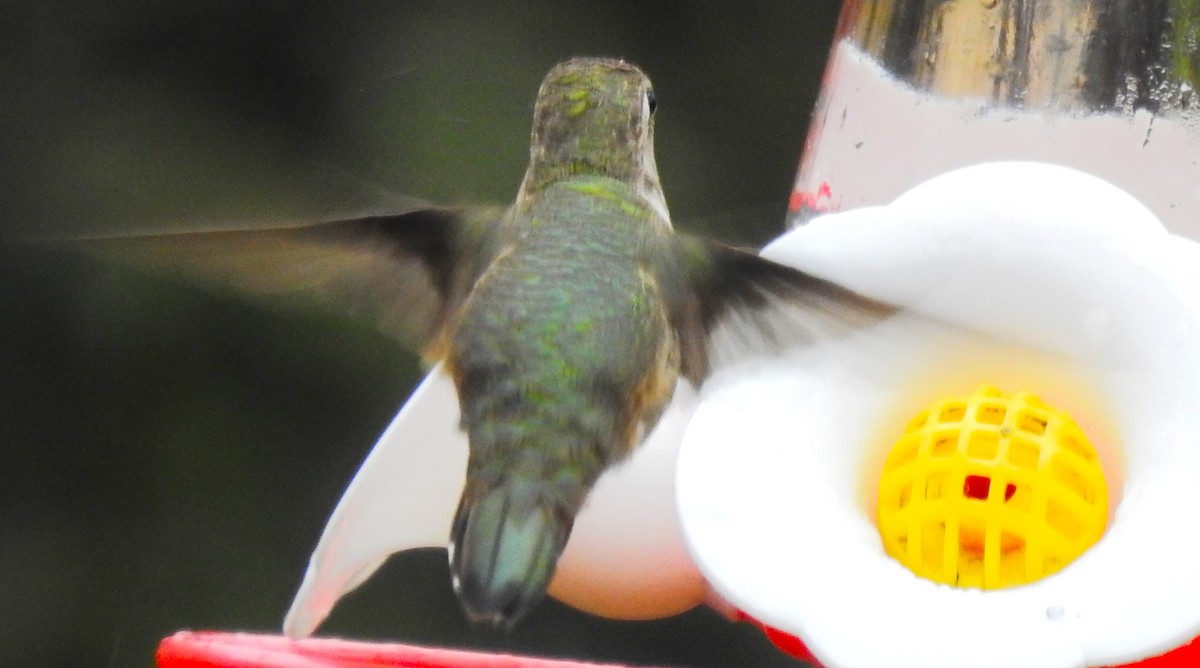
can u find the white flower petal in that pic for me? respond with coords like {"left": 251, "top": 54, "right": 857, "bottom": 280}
{"left": 679, "top": 163, "right": 1200, "bottom": 667}
{"left": 284, "top": 365, "right": 466, "bottom": 638}
{"left": 764, "top": 162, "right": 1169, "bottom": 360}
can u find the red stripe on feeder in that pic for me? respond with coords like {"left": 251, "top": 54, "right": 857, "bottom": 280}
{"left": 787, "top": 182, "right": 833, "bottom": 215}
{"left": 156, "top": 631, "right": 646, "bottom": 668}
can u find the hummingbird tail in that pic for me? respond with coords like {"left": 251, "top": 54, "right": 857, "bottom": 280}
{"left": 449, "top": 481, "right": 573, "bottom": 630}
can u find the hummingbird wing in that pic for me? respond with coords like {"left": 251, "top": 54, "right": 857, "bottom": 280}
{"left": 60, "top": 206, "right": 507, "bottom": 355}
{"left": 671, "top": 235, "right": 898, "bottom": 383}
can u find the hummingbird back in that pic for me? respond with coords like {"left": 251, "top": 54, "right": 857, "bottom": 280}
{"left": 446, "top": 175, "right": 679, "bottom": 628}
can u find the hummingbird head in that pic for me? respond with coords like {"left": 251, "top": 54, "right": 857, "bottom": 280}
{"left": 518, "top": 57, "right": 667, "bottom": 220}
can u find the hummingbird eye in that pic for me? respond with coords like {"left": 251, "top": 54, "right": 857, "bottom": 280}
{"left": 644, "top": 89, "right": 657, "bottom": 116}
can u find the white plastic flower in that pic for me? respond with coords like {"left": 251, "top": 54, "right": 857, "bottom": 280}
{"left": 677, "top": 162, "right": 1200, "bottom": 667}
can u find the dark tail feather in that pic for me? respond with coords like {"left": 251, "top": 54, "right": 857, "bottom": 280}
{"left": 449, "top": 483, "right": 573, "bottom": 630}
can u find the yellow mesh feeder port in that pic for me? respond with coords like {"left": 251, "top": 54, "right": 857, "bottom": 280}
{"left": 876, "top": 386, "right": 1109, "bottom": 589}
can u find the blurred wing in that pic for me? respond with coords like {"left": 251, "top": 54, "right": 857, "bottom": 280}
{"left": 70, "top": 206, "right": 506, "bottom": 353}
{"left": 673, "top": 235, "right": 898, "bottom": 382}
{"left": 282, "top": 364, "right": 467, "bottom": 638}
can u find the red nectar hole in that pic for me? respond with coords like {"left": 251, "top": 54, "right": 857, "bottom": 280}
{"left": 964, "top": 475, "right": 1016, "bottom": 501}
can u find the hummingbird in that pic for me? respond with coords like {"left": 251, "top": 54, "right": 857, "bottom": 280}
{"left": 69, "top": 57, "right": 890, "bottom": 630}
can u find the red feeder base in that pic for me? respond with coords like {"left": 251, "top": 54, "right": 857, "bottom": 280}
{"left": 156, "top": 631, "right": 654, "bottom": 668}
{"left": 157, "top": 625, "right": 1200, "bottom": 668}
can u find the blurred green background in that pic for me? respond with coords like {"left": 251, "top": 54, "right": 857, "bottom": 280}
{"left": 0, "top": 2, "right": 842, "bottom": 666}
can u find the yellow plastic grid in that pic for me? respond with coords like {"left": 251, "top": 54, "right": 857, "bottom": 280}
{"left": 877, "top": 386, "right": 1108, "bottom": 589}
